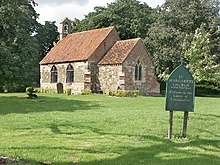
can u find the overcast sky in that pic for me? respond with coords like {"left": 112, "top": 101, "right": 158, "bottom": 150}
{"left": 35, "top": 0, "right": 165, "bottom": 32}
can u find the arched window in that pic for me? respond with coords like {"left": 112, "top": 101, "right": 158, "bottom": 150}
{"left": 138, "top": 64, "right": 142, "bottom": 81}
{"left": 134, "top": 59, "right": 142, "bottom": 81}
{"left": 51, "top": 65, "right": 57, "bottom": 83}
{"left": 135, "top": 64, "right": 138, "bottom": 81}
{"left": 66, "top": 64, "right": 74, "bottom": 83}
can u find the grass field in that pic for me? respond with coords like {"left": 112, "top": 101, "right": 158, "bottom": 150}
{"left": 0, "top": 93, "right": 219, "bottom": 165}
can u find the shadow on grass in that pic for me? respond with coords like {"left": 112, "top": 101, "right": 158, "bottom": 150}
{"left": 0, "top": 95, "right": 101, "bottom": 115}
{"left": 59, "top": 124, "right": 219, "bottom": 165}
{"left": 74, "top": 125, "right": 220, "bottom": 165}
{"left": 10, "top": 136, "right": 220, "bottom": 165}
{"left": 78, "top": 139, "right": 220, "bottom": 165}
{"left": 8, "top": 123, "right": 220, "bottom": 165}
{"left": 72, "top": 126, "right": 220, "bottom": 165}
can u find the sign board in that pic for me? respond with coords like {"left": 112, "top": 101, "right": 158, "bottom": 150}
{"left": 166, "top": 65, "right": 195, "bottom": 112}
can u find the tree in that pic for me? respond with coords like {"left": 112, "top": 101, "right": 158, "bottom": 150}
{"left": 0, "top": 0, "right": 39, "bottom": 91}
{"left": 145, "top": 22, "right": 184, "bottom": 75}
{"left": 145, "top": 0, "right": 220, "bottom": 77}
{"left": 34, "top": 21, "right": 59, "bottom": 60}
{"left": 72, "top": 0, "right": 157, "bottom": 40}
{"left": 184, "top": 26, "right": 220, "bottom": 90}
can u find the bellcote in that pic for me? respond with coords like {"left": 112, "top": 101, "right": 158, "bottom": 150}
{"left": 60, "top": 17, "right": 72, "bottom": 40}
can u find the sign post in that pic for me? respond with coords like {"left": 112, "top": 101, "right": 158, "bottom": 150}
{"left": 182, "top": 111, "right": 188, "bottom": 138}
{"left": 168, "top": 111, "right": 173, "bottom": 139}
{"left": 165, "top": 65, "right": 195, "bottom": 139}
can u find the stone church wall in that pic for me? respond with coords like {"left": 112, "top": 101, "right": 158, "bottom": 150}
{"left": 98, "top": 65, "right": 124, "bottom": 92}
{"left": 40, "top": 61, "right": 91, "bottom": 94}
{"left": 123, "top": 40, "right": 160, "bottom": 95}
{"left": 98, "top": 40, "right": 160, "bottom": 96}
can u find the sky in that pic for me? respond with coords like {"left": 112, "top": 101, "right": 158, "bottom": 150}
{"left": 34, "top": 0, "right": 165, "bottom": 32}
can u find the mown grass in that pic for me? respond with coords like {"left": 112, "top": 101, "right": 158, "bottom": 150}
{"left": 0, "top": 93, "right": 219, "bottom": 164}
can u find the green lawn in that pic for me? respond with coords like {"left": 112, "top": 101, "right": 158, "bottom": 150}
{"left": 0, "top": 93, "right": 219, "bottom": 165}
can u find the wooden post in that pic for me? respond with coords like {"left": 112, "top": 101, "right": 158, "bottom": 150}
{"left": 168, "top": 111, "right": 173, "bottom": 139}
{"left": 182, "top": 111, "right": 189, "bottom": 138}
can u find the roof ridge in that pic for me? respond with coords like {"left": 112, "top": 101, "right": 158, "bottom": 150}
{"left": 116, "top": 38, "right": 141, "bottom": 42}
{"left": 69, "top": 26, "right": 115, "bottom": 36}
{"left": 39, "top": 26, "right": 117, "bottom": 65}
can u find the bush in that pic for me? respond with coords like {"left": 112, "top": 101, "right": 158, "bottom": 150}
{"left": 2, "top": 83, "right": 29, "bottom": 92}
{"left": 26, "top": 87, "right": 37, "bottom": 99}
{"left": 66, "top": 88, "right": 72, "bottom": 95}
{"left": 34, "top": 88, "right": 56, "bottom": 94}
{"left": 106, "top": 90, "right": 139, "bottom": 97}
{"left": 81, "top": 90, "right": 92, "bottom": 95}
{"left": 34, "top": 88, "right": 41, "bottom": 93}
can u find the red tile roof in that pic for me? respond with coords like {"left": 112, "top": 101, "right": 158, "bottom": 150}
{"left": 98, "top": 38, "right": 140, "bottom": 65}
{"left": 40, "top": 26, "right": 116, "bottom": 64}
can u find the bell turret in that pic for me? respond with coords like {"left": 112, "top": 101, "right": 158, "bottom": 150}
{"left": 60, "top": 17, "right": 72, "bottom": 40}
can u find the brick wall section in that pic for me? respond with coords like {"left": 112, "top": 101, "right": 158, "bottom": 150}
{"left": 40, "top": 61, "right": 91, "bottom": 94}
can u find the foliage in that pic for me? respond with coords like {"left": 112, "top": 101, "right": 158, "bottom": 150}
{"left": 34, "top": 21, "right": 59, "bottom": 59}
{"left": 145, "top": 0, "right": 220, "bottom": 77}
{"left": 26, "top": 86, "right": 37, "bottom": 99}
{"left": 72, "top": 0, "right": 157, "bottom": 40}
{"left": 35, "top": 88, "right": 57, "bottom": 94}
{"left": 184, "top": 25, "right": 220, "bottom": 90}
{"left": 106, "top": 90, "right": 139, "bottom": 97}
{"left": 0, "top": 93, "right": 219, "bottom": 164}
{"left": 81, "top": 89, "right": 92, "bottom": 95}
{"left": 0, "top": 0, "right": 59, "bottom": 92}
{"left": 0, "top": 0, "right": 39, "bottom": 91}
{"left": 66, "top": 88, "right": 72, "bottom": 95}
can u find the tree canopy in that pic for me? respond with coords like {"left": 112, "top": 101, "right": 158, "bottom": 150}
{"left": 145, "top": 0, "right": 220, "bottom": 73}
{"left": 184, "top": 25, "right": 220, "bottom": 90}
{"left": 0, "top": 0, "right": 59, "bottom": 92}
{"left": 34, "top": 21, "right": 59, "bottom": 60}
{"left": 72, "top": 0, "right": 157, "bottom": 40}
{"left": 0, "top": 0, "right": 39, "bottom": 91}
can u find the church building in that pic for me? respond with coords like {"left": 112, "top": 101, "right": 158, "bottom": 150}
{"left": 39, "top": 18, "right": 160, "bottom": 95}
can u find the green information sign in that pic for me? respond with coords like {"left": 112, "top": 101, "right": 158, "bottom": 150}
{"left": 166, "top": 65, "right": 195, "bottom": 112}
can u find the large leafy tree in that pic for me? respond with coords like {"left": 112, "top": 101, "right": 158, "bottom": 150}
{"left": 0, "top": 0, "right": 59, "bottom": 92}
{"left": 184, "top": 25, "right": 220, "bottom": 90}
{"left": 145, "top": 0, "right": 220, "bottom": 76}
{"left": 34, "top": 21, "right": 59, "bottom": 60}
{"left": 72, "top": 0, "right": 157, "bottom": 40}
{"left": 0, "top": 0, "right": 39, "bottom": 91}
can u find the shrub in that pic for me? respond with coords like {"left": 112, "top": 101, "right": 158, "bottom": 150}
{"left": 81, "top": 89, "right": 92, "bottom": 95}
{"left": 106, "top": 90, "right": 139, "bottom": 97}
{"left": 26, "top": 87, "right": 37, "bottom": 99}
{"left": 2, "top": 83, "right": 28, "bottom": 92}
{"left": 35, "top": 88, "right": 56, "bottom": 94}
{"left": 66, "top": 88, "right": 72, "bottom": 95}
{"left": 34, "top": 88, "right": 41, "bottom": 93}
